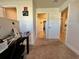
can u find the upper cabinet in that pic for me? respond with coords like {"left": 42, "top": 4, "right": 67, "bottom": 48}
{"left": 0, "top": 7, "right": 17, "bottom": 20}
{"left": 4, "top": 7, "right": 17, "bottom": 20}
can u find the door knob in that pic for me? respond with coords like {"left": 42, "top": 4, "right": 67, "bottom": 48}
{"left": 65, "top": 24, "right": 67, "bottom": 27}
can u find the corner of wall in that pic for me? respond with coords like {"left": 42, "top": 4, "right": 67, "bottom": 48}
{"left": 59, "top": 0, "right": 69, "bottom": 12}
{"left": 65, "top": 42, "right": 79, "bottom": 55}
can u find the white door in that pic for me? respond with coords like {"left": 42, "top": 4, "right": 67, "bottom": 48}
{"left": 46, "top": 19, "right": 60, "bottom": 39}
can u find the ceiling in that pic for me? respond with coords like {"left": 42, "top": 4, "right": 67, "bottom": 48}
{"left": 0, "top": 0, "right": 67, "bottom": 8}
{"left": 34, "top": 0, "right": 67, "bottom": 8}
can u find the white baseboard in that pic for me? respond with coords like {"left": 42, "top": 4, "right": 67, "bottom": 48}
{"left": 66, "top": 43, "right": 79, "bottom": 55}
{"left": 46, "top": 37, "right": 59, "bottom": 40}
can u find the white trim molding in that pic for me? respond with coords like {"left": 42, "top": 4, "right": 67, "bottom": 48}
{"left": 66, "top": 43, "right": 79, "bottom": 55}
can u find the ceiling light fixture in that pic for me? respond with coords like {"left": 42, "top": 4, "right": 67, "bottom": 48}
{"left": 51, "top": 0, "right": 58, "bottom": 2}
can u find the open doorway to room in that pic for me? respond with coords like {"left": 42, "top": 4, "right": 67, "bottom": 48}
{"left": 3, "top": 7, "right": 17, "bottom": 20}
{"left": 60, "top": 7, "right": 68, "bottom": 43}
{"left": 36, "top": 13, "right": 48, "bottom": 40}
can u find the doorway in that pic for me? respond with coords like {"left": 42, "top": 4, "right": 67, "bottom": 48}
{"left": 60, "top": 7, "right": 68, "bottom": 43}
{"left": 36, "top": 13, "right": 48, "bottom": 39}
{"left": 4, "top": 7, "right": 17, "bottom": 20}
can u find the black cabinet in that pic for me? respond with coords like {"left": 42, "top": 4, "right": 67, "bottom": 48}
{"left": 0, "top": 37, "right": 27, "bottom": 59}
{"left": 0, "top": 32, "right": 30, "bottom": 59}
{"left": 0, "top": 44, "right": 25, "bottom": 59}
{"left": 0, "top": 40, "right": 25, "bottom": 59}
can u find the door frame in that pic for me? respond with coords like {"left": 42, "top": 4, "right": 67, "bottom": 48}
{"left": 60, "top": 7, "right": 68, "bottom": 43}
{"left": 36, "top": 12, "right": 48, "bottom": 39}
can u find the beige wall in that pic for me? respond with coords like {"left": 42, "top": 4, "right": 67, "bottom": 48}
{"left": 59, "top": 0, "right": 69, "bottom": 12}
{"left": 0, "top": 0, "right": 35, "bottom": 44}
{"left": 60, "top": 0, "right": 79, "bottom": 55}
{"left": 33, "top": 0, "right": 36, "bottom": 44}
{"left": 66, "top": 0, "right": 79, "bottom": 55}
{"left": 36, "top": 8, "right": 60, "bottom": 39}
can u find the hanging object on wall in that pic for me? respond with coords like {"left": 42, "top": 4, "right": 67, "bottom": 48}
{"left": 51, "top": 0, "right": 58, "bottom": 2}
{"left": 22, "top": 7, "right": 29, "bottom": 16}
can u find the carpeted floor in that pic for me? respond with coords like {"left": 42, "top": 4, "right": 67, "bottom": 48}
{"left": 27, "top": 39, "right": 79, "bottom": 59}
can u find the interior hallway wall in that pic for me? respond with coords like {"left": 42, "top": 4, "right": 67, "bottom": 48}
{"left": 0, "top": 0, "right": 35, "bottom": 45}
{"left": 60, "top": 0, "right": 79, "bottom": 55}
{"left": 66, "top": 0, "right": 79, "bottom": 55}
{"left": 36, "top": 8, "right": 60, "bottom": 39}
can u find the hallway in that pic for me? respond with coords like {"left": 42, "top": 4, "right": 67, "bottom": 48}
{"left": 27, "top": 39, "right": 79, "bottom": 59}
